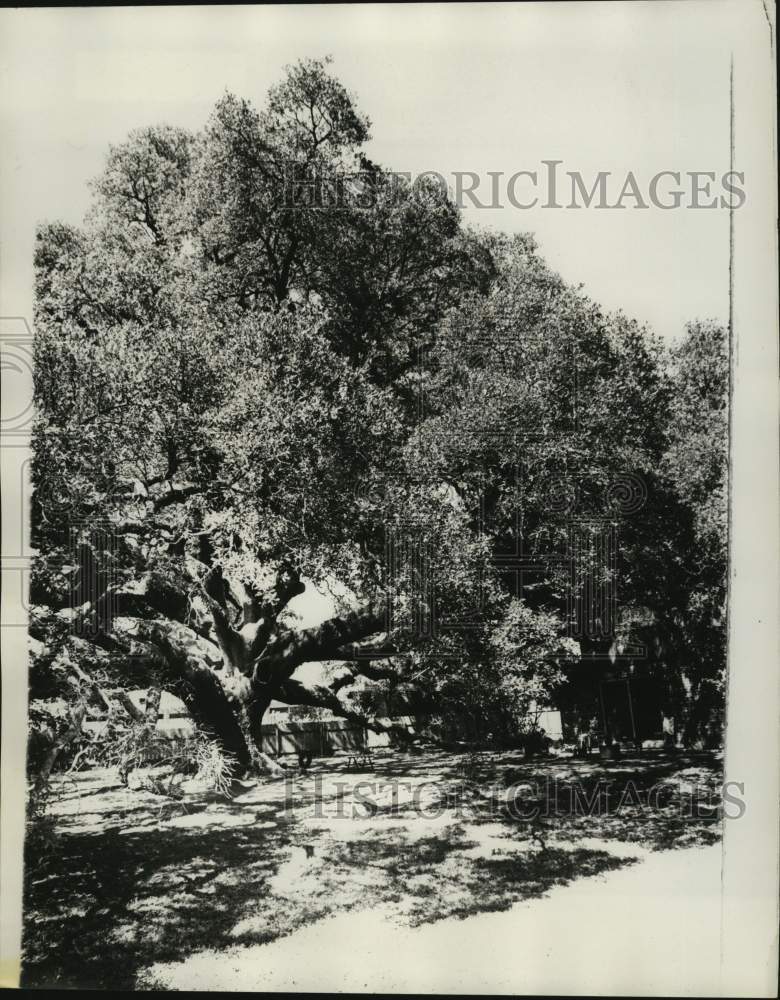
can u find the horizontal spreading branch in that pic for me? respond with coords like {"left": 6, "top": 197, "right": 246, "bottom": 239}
{"left": 252, "top": 607, "right": 387, "bottom": 691}
{"left": 327, "top": 659, "right": 407, "bottom": 693}
{"left": 273, "top": 679, "right": 407, "bottom": 738}
{"left": 252, "top": 610, "right": 384, "bottom": 687}
{"left": 152, "top": 484, "right": 202, "bottom": 512}
{"left": 333, "top": 639, "right": 402, "bottom": 661}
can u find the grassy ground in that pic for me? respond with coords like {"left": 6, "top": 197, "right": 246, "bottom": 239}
{"left": 21, "top": 748, "right": 723, "bottom": 990}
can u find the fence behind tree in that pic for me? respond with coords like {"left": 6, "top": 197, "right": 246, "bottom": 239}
{"left": 258, "top": 718, "right": 367, "bottom": 757}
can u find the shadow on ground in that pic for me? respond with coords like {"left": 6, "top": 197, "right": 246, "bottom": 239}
{"left": 21, "top": 749, "right": 722, "bottom": 990}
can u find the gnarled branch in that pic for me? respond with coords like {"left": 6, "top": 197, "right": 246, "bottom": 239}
{"left": 252, "top": 607, "right": 386, "bottom": 690}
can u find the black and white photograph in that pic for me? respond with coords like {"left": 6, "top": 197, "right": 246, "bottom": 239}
{"left": 0, "top": 2, "right": 777, "bottom": 994}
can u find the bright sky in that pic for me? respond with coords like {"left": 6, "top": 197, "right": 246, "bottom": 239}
{"left": 0, "top": 1, "right": 745, "bottom": 347}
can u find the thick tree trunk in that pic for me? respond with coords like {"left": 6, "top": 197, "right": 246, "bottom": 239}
{"left": 111, "top": 580, "right": 393, "bottom": 779}
{"left": 173, "top": 671, "right": 253, "bottom": 775}
{"left": 242, "top": 691, "right": 286, "bottom": 777}
{"left": 134, "top": 619, "right": 254, "bottom": 775}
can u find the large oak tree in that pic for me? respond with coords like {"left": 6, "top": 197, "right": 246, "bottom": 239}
{"left": 29, "top": 58, "right": 728, "bottom": 776}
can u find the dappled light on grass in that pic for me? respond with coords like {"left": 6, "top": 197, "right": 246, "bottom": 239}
{"left": 22, "top": 749, "right": 722, "bottom": 989}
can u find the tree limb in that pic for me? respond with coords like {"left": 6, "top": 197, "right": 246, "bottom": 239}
{"left": 274, "top": 679, "right": 409, "bottom": 738}
{"left": 252, "top": 607, "right": 386, "bottom": 690}
{"left": 153, "top": 484, "right": 202, "bottom": 511}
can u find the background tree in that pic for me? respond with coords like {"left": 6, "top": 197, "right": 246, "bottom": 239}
{"left": 657, "top": 320, "right": 728, "bottom": 743}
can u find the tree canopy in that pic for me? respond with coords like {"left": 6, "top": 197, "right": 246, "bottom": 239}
{"left": 29, "top": 57, "right": 728, "bottom": 776}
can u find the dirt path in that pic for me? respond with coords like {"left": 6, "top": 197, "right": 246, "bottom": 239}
{"left": 143, "top": 841, "right": 725, "bottom": 994}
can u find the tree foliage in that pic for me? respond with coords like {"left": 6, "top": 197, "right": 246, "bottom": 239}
{"left": 29, "top": 57, "right": 728, "bottom": 775}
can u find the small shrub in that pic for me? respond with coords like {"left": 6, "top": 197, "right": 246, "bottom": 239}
{"left": 98, "top": 722, "right": 236, "bottom": 798}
